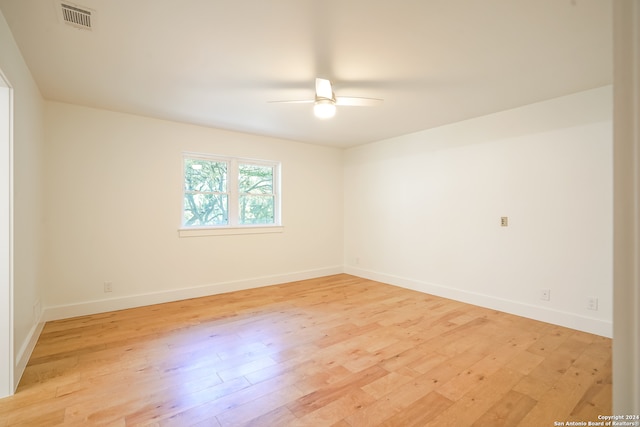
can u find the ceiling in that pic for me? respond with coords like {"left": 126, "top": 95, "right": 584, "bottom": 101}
{"left": 0, "top": 0, "right": 612, "bottom": 148}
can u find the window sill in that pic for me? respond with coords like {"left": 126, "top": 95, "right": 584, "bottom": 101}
{"left": 178, "top": 226, "right": 284, "bottom": 237}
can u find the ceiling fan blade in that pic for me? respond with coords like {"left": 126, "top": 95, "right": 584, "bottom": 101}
{"left": 335, "top": 96, "right": 384, "bottom": 106}
{"left": 267, "top": 99, "right": 315, "bottom": 104}
{"left": 315, "top": 78, "right": 334, "bottom": 99}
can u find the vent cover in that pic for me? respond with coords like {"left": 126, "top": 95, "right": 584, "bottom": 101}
{"left": 59, "top": 2, "right": 93, "bottom": 30}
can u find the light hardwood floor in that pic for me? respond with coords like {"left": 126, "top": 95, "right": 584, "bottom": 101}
{"left": 0, "top": 274, "right": 611, "bottom": 426}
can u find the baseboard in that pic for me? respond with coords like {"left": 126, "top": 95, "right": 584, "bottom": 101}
{"left": 39, "top": 264, "right": 612, "bottom": 337}
{"left": 345, "top": 266, "right": 613, "bottom": 338}
{"left": 14, "top": 314, "right": 45, "bottom": 390}
{"left": 43, "top": 266, "right": 344, "bottom": 322}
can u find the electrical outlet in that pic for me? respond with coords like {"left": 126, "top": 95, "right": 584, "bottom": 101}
{"left": 104, "top": 281, "right": 113, "bottom": 293}
{"left": 501, "top": 216, "right": 509, "bottom": 227}
{"left": 540, "top": 289, "right": 551, "bottom": 301}
{"left": 587, "top": 296, "right": 598, "bottom": 311}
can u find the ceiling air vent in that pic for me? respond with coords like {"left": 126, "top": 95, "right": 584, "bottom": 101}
{"left": 59, "top": 2, "right": 93, "bottom": 30}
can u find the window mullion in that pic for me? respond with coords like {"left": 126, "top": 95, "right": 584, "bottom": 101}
{"left": 228, "top": 159, "right": 239, "bottom": 227}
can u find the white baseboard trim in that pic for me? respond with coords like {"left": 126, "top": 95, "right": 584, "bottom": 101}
{"left": 345, "top": 266, "right": 612, "bottom": 338}
{"left": 38, "top": 265, "right": 612, "bottom": 339}
{"left": 43, "top": 266, "right": 344, "bottom": 322}
{"left": 14, "top": 314, "right": 45, "bottom": 390}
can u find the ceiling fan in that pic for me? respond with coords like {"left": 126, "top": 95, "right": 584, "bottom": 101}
{"left": 269, "top": 78, "right": 383, "bottom": 119}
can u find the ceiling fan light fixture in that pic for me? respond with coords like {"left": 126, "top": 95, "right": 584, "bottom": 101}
{"left": 314, "top": 99, "right": 336, "bottom": 119}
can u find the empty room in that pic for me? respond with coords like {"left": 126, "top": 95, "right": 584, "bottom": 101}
{"left": 1, "top": 1, "right": 638, "bottom": 426}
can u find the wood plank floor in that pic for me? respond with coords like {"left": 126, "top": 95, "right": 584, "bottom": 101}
{"left": 0, "top": 274, "right": 611, "bottom": 426}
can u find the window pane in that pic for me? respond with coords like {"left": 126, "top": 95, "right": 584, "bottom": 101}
{"left": 184, "top": 159, "right": 227, "bottom": 192}
{"left": 239, "top": 195, "right": 274, "bottom": 225}
{"left": 239, "top": 164, "right": 273, "bottom": 194}
{"left": 183, "top": 193, "right": 228, "bottom": 226}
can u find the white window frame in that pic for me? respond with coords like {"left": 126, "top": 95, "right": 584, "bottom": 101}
{"left": 179, "top": 152, "right": 282, "bottom": 237}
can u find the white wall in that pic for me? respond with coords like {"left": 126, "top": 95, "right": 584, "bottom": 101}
{"left": 0, "top": 10, "right": 46, "bottom": 396}
{"left": 344, "top": 86, "right": 613, "bottom": 337}
{"left": 43, "top": 102, "right": 344, "bottom": 319}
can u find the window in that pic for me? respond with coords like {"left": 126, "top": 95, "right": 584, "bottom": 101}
{"left": 182, "top": 153, "right": 281, "bottom": 234}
